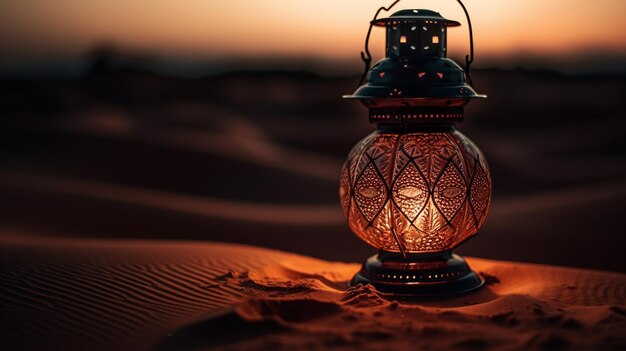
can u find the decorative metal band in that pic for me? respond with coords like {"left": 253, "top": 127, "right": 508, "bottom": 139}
{"left": 365, "top": 269, "right": 466, "bottom": 283}
{"left": 369, "top": 107, "right": 464, "bottom": 124}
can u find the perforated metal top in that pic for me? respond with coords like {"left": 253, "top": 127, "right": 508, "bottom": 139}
{"left": 372, "top": 9, "right": 461, "bottom": 27}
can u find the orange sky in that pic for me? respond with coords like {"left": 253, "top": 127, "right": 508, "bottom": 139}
{"left": 1, "top": 0, "right": 625, "bottom": 71}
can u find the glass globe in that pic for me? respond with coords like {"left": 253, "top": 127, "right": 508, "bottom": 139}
{"left": 340, "top": 129, "right": 491, "bottom": 254}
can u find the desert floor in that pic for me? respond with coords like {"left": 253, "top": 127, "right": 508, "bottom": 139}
{"left": 2, "top": 237, "right": 625, "bottom": 351}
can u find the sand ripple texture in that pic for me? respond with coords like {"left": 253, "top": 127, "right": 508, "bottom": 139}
{"left": 1, "top": 236, "right": 625, "bottom": 351}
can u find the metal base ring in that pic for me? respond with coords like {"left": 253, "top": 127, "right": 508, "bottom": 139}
{"left": 350, "top": 250, "right": 483, "bottom": 297}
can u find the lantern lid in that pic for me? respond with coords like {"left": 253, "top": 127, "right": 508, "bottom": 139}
{"left": 344, "top": 6, "right": 485, "bottom": 109}
{"left": 372, "top": 9, "right": 461, "bottom": 27}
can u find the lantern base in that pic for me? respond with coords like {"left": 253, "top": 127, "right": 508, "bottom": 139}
{"left": 350, "top": 250, "right": 483, "bottom": 297}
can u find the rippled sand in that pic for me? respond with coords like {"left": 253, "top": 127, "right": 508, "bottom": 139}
{"left": 2, "top": 237, "right": 625, "bottom": 351}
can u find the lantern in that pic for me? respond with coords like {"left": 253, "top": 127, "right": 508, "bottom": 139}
{"left": 341, "top": 0, "right": 491, "bottom": 296}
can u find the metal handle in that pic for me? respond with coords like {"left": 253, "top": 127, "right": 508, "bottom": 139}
{"left": 359, "top": 0, "right": 475, "bottom": 86}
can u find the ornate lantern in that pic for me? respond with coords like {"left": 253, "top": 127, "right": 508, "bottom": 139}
{"left": 341, "top": 0, "right": 491, "bottom": 296}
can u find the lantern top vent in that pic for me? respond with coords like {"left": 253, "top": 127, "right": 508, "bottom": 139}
{"left": 344, "top": 4, "right": 486, "bottom": 113}
{"left": 372, "top": 9, "right": 460, "bottom": 27}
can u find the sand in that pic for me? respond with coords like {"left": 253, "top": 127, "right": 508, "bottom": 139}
{"left": 2, "top": 236, "right": 625, "bottom": 351}
{"left": 2, "top": 70, "right": 625, "bottom": 274}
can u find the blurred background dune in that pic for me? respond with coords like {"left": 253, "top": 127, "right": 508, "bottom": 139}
{"left": 1, "top": 0, "right": 625, "bottom": 272}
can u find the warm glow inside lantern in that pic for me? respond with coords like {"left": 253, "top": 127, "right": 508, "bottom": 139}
{"left": 341, "top": 1, "right": 491, "bottom": 296}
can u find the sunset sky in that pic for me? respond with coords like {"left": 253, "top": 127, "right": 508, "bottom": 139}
{"left": 1, "top": 0, "right": 625, "bottom": 76}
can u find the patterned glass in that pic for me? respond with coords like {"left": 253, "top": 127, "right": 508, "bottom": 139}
{"left": 340, "top": 130, "right": 491, "bottom": 253}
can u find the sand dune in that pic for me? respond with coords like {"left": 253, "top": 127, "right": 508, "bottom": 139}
{"left": 4, "top": 170, "right": 625, "bottom": 227}
{"left": 2, "top": 236, "right": 624, "bottom": 351}
{"left": 0, "top": 171, "right": 342, "bottom": 225}
{"left": 2, "top": 169, "right": 625, "bottom": 271}
{"left": 3, "top": 106, "right": 343, "bottom": 181}
{"left": 1, "top": 69, "right": 624, "bottom": 272}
